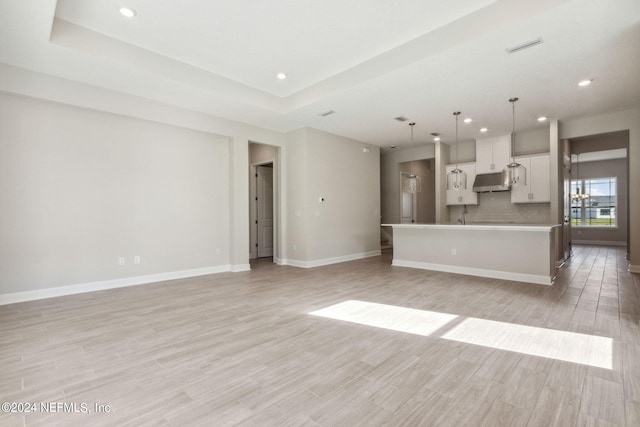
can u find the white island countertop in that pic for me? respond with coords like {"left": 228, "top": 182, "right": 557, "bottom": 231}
{"left": 382, "top": 223, "right": 559, "bottom": 232}
{"left": 383, "top": 223, "right": 561, "bottom": 285}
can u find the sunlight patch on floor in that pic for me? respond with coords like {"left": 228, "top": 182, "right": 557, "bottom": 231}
{"left": 310, "top": 300, "right": 613, "bottom": 370}
{"left": 441, "top": 317, "right": 612, "bottom": 369}
{"left": 309, "top": 300, "right": 458, "bottom": 336}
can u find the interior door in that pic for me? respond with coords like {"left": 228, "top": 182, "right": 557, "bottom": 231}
{"left": 400, "top": 173, "right": 416, "bottom": 223}
{"left": 257, "top": 165, "right": 274, "bottom": 257}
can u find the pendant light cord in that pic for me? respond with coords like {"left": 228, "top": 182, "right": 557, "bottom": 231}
{"left": 455, "top": 112, "right": 460, "bottom": 167}
{"left": 510, "top": 97, "right": 518, "bottom": 162}
{"left": 409, "top": 122, "right": 415, "bottom": 175}
{"left": 576, "top": 153, "right": 580, "bottom": 194}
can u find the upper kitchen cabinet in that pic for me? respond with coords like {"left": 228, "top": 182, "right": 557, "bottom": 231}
{"left": 476, "top": 135, "right": 511, "bottom": 174}
{"left": 445, "top": 163, "right": 478, "bottom": 206}
{"left": 511, "top": 153, "right": 551, "bottom": 203}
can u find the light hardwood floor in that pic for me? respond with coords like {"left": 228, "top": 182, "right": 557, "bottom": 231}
{"left": 1, "top": 245, "right": 639, "bottom": 426}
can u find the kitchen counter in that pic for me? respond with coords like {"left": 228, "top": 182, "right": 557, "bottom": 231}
{"left": 383, "top": 223, "right": 561, "bottom": 285}
{"left": 384, "top": 223, "right": 558, "bottom": 231}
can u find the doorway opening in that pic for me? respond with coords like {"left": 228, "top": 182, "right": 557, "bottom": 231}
{"left": 249, "top": 142, "right": 279, "bottom": 262}
{"left": 400, "top": 171, "right": 417, "bottom": 223}
{"left": 398, "top": 159, "right": 436, "bottom": 224}
{"left": 567, "top": 131, "right": 629, "bottom": 257}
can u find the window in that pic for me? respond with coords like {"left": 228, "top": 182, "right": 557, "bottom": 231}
{"left": 571, "top": 177, "right": 617, "bottom": 227}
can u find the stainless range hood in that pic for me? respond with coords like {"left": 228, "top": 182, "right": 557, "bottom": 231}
{"left": 472, "top": 172, "right": 510, "bottom": 192}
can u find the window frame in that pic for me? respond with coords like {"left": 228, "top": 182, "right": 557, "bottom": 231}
{"left": 570, "top": 176, "right": 617, "bottom": 228}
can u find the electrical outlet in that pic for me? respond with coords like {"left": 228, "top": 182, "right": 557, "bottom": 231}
{"left": 451, "top": 248, "right": 457, "bottom": 256}
{"left": 134, "top": 256, "right": 141, "bottom": 264}
{"left": 118, "top": 257, "right": 125, "bottom": 266}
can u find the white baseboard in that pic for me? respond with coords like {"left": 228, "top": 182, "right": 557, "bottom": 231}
{"left": 391, "top": 259, "right": 554, "bottom": 286}
{"left": 0, "top": 264, "right": 243, "bottom": 305}
{"left": 231, "top": 264, "right": 251, "bottom": 272}
{"left": 629, "top": 264, "right": 640, "bottom": 274}
{"left": 280, "top": 258, "right": 308, "bottom": 268}
{"left": 281, "top": 250, "right": 382, "bottom": 269}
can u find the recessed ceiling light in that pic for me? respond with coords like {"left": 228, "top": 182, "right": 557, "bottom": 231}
{"left": 578, "top": 79, "right": 593, "bottom": 87}
{"left": 118, "top": 7, "right": 137, "bottom": 18}
{"left": 480, "top": 127, "right": 489, "bottom": 133}
{"left": 434, "top": 137, "right": 441, "bottom": 142}
{"left": 464, "top": 118, "right": 472, "bottom": 124}
{"left": 537, "top": 116, "right": 548, "bottom": 122}
{"left": 276, "top": 72, "right": 287, "bottom": 80}
{"left": 390, "top": 145, "right": 397, "bottom": 149}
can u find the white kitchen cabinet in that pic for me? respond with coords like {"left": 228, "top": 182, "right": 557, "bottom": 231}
{"left": 511, "top": 153, "right": 551, "bottom": 203}
{"left": 475, "top": 135, "right": 511, "bottom": 174}
{"left": 445, "top": 163, "right": 478, "bottom": 205}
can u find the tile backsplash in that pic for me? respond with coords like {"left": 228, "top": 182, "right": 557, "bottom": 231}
{"left": 448, "top": 191, "right": 551, "bottom": 224}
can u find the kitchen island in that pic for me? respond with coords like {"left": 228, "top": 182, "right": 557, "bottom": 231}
{"left": 382, "top": 223, "right": 561, "bottom": 285}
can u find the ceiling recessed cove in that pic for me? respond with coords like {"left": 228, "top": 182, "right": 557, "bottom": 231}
{"left": 505, "top": 36, "right": 543, "bottom": 54}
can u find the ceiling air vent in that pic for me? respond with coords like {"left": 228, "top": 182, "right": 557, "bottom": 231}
{"left": 394, "top": 116, "right": 409, "bottom": 122}
{"left": 318, "top": 110, "right": 335, "bottom": 117}
{"left": 505, "top": 37, "right": 543, "bottom": 54}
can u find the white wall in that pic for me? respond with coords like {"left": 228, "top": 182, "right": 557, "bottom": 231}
{"left": 285, "top": 128, "right": 381, "bottom": 266}
{"left": 560, "top": 107, "right": 640, "bottom": 271}
{"left": 0, "top": 92, "right": 230, "bottom": 294}
{"left": 445, "top": 140, "right": 476, "bottom": 164}
{"left": 0, "top": 67, "right": 296, "bottom": 303}
{"left": 513, "top": 127, "right": 551, "bottom": 156}
{"left": 0, "top": 64, "right": 287, "bottom": 272}
{"left": 249, "top": 143, "right": 278, "bottom": 166}
{"left": 284, "top": 128, "right": 309, "bottom": 261}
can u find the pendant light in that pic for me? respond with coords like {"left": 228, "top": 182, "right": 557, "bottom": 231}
{"left": 447, "top": 111, "right": 467, "bottom": 190}
{"left": 403, "top": 122, "right": 421, "bottom": 193}
{"left": 504, "top": 97, "right": 527, "bottom": 185}
{"left": 571, "top": 152, "right": 590, "bottom": 201}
